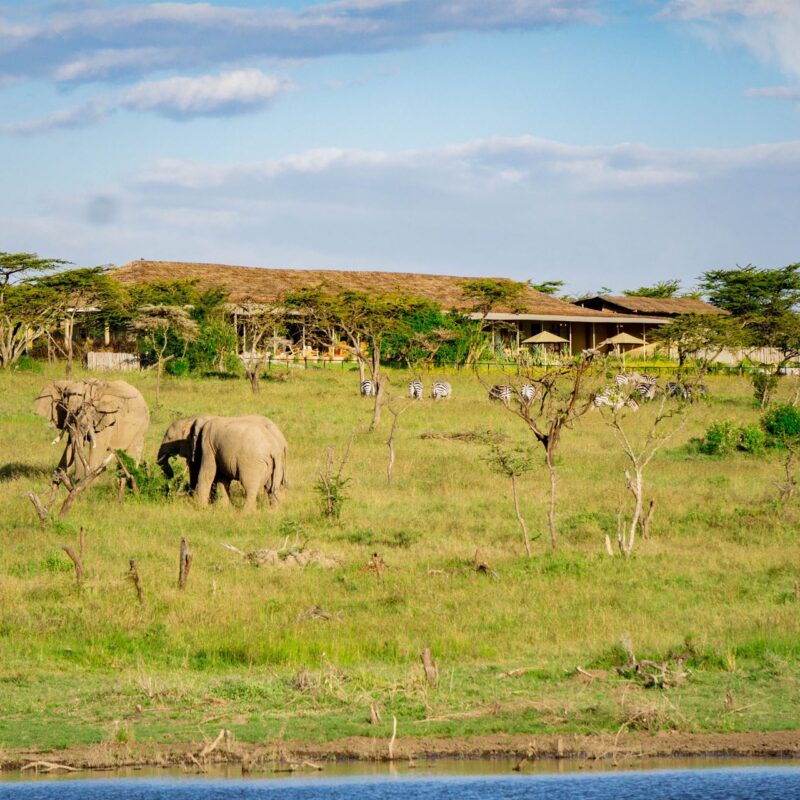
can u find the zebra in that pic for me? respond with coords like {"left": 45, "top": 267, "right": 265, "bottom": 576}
{"left": 431, "top": 380, "right": 452, "bottom": 400}
{"left": 520, "top": 383, "right": 536, "bottom": 404}
{"left": 360, "top": 379, "right": 376, "bottom": 397}
{"left": 408, "top": 379, "right": 423, "bottom": 400}
{"left": 489, "top": 384, "right": 513, "bottom": 404}
{"left": 666, "top": 381, "right": 706, "bottom": 401}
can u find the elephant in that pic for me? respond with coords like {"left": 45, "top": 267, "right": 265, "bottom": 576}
{"left": 162, "top": 415, "right": 287, "bottom": 510}
{"left": 34, "top": 379, "right": 150, "bottom": 477}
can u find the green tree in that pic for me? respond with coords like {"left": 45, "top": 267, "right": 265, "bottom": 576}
{"left": 0, "top": 284, "right": 60, "bottom": 369}
{"left": 623, "top": 279, "right": 682, "bottom": 298}
{"left": 34, "top": 267, "right": 128, "bottom": 377}
{"left": 130, "top": 305, "right": 199, "bottom": 404}
{"left": 530, "top": 280, "right": 565, "bottom": 296}
{"left": 650, "top": 314, "right": 739, "bottom": 381}
{"left": 700, "top": 263, "right": 800, "bottom": 318}
{"left": 459, "top": 278, "right": 528, "bottom": 363}
{"left": 0, "top": 251, "right": 69, "bottom": 287}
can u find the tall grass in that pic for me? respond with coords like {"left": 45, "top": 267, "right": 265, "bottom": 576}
{"left": 1, "top": 364, "right": 799, "bottom": 748}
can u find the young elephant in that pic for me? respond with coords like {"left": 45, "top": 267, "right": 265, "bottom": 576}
{"left": 158, "top": 415, "right": 287, "bottom": 491}
{"left": 187, "top": 416, "right": 288, "bottom": 511}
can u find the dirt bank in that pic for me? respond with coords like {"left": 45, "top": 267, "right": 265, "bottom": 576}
{"left": 3, "top": 730, "right": 799, "bottom": 775}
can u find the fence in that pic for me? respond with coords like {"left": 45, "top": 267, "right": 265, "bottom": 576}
{"left": 86, "top": 351, "right": 141, "bottom": 372}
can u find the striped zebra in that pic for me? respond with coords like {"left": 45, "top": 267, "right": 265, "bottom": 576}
{"left": 520, "top": 383, "right": 536, "bottom": 404}
{"left": 666, "top": 381, "right": 706, "bottom": 400}
{"left": 594, "top": 387, "right": 640, "bottom": 412}
{"left": 360, "top": 379, "right": 376, "bottom": 397}
{"left": 431, "top": 380, "right": 452, "bottom": 400}
{"left": 408, "top": 379, "right": 423, "bottom": 400}
{"left": 489, "top": 384, "right": 513, "bottom": 404}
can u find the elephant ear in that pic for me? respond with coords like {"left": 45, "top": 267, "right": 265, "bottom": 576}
{"left": 33, "top": 381, "right": 66, "bottom": 424}
{"left": 93, "top": 396, "right": 122, "bottom": 431}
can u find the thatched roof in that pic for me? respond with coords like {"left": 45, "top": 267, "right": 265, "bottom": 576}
{"left": 111, "top": 260, "right": 607, "bottom": 317}
{"left": 578, "top": 295, "right": 726, "bottom": 316}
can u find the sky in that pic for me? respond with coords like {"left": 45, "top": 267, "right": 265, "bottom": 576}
{"left": 0, "top": 0, "right": 798, "bottom": 294}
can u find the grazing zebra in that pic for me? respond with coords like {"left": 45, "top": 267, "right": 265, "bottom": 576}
{"left": 615, "top": 372, "right": 658, "bottom": 401}
{"left": 520, "top": 383, "right": 536, "bottom": 404}
{"left": 408, "top": 379, "right": 423, "bottom": 400}
{"left": 360, "top": 379, "right": 376, "bottom": 397}
{"left": 666, "top": 381, "right": 706, "bottom": 400}
{"left": 431, "top": 380, "right": 452, "bottom": 400}
{"left": 593, "top": 387, "right": 640, "bottom": 412}
{"left": 489, "top": 384, "right": 513, "bottom": 404}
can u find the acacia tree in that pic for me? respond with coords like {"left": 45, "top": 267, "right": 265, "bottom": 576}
{"left": 236, "top": 300, "right": 289, "bottom": 394}
{"left": 701, "top": 264, "right": 800, "bottom": 405}
{"left": 483, "top": 443, "right": 537, "bottom": 556}
{"left": 479, "top": 350, "right": 600, "bottom": 549}
{"left": 623, "top": 279, "right": 682, "bottom": 298}
{"left": 0, "top": 252, "right": 70, "bottom": 369}
{"left": 35, "top": 267, "right": 127, "bottom": 377}
{"left": 650, "top": 313, "right": 738, "bottom": 382}
{"left": 130, "top": 305, "right": 199, "bottom": 404}
{"left": 460, "top": 278, "right": 527, "bottom": 364}
{"left": 0, "top": 284, "right": 59, "bottom": 368}
{"left": 285, "top": 287, "right": 427, "bottom": 431}
{"left": 0, "top": 251, "right": 69, "bottom": 287}
{"left": 594, "top": 381, "right": 688, "bottom": 558}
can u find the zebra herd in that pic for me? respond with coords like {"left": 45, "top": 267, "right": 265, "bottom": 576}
{"left": 359, "top": 373, "right": 706, "bottom": 406}
{"left": 594, "top": 372, "right": 706, "bottom": 411}
{"left": 359, "top": 379, "right": 452, "bottom": 400}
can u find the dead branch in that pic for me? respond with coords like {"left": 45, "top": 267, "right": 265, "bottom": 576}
{"left": 178, "top": 537, "right": 193, "bottom": 590}
{"left": 62, "top": 526, "right": 86, "bottom": 588}
{"left": 360, "top": 551, "right": 387, "bottom": 579}
{"left": 473, "top": 549, "right": 498, "bottom": 579}
{"left": 420, "top": 647, "right": 439, "bottom": 687}
{"left": 199, "top": 728, "right": 226, "bottom": 759}
{"left": 127, "top": 559, "right": 145, "bottom": 606}
{"left": 388, "top": 715, "right": 397, "bottom": 761}
{"left": 113, "top": 451, "right": 140, "bottom": 496}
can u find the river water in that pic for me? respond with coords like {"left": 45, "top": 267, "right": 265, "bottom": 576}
{"left": 1, "top": 763, "right": 799, "bottom": 799}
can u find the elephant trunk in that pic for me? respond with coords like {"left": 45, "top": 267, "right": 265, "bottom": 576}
{"left": 157, "top": 445, "right": 176, "bottom": 479}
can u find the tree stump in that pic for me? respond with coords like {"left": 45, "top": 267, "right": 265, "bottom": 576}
{"left": 420, "top": 647, "right": 439, "bottom": 687}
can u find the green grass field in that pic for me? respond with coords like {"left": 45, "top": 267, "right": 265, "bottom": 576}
{"left": 1, "top": 364, "right": 799, "bottom": 756}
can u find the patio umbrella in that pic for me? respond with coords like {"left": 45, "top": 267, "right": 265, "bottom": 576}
{"left": 598, "top": 332, "right": 645, "bottom": 366}
{"left": 522, "top": 331, "right": 569, "bottom": 367}
{"left": 522, "top": 331, "right": 570, "bottom": 344}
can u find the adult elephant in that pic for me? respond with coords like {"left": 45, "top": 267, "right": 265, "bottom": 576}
{"left": 182, "top": 415, "right": 288, "bottom": 511}
{"left": 34, "top": 379, "right": 150, "bottom": 477}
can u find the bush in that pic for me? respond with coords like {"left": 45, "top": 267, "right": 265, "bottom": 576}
{"left": 167, "top": 356, "right": 191, "bottom": 377}
{"left": 12, "top": 355, "right": 43, "bottom": 373}
{"left": 762, "top": 404, "right": 800, "bottom": 440}
{"left": 698, "top": 420, "right": 741, "bottom": 456}
{"left": 697, "top": 420, "right": 766, "bottom": 455}
{"left": 739, "top": 424, "right": 767, "bottom": 454}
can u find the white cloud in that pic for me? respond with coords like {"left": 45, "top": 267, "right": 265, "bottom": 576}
{"left": 120, "top": 69, "right": 292, "bottom": 119}
{"left": 5, "top": 132, "right": 800, "bottom": 290}
{"left": 0, "top": 100, "right": 109, "bottom": 134}
{"left": 0, "top": 1, "right": 600, "bottom": 84}
{"left": 662, "top": 0, "right": 800, "bottom": 81}
{"left": 0, "top": 68, "right": 290, "bottom": 133}
{"left": 745, "top": 86, "right": 800, "bottom": 99}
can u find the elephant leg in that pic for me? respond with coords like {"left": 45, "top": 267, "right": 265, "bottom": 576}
{"left": 213, "top": 480, "right": 231, "bottom": 507}
{"left": 240, "top": 476, "right": 263, "bottom": 512}
{"left": 194, "top": 455, "right": 216, "bottom": 506}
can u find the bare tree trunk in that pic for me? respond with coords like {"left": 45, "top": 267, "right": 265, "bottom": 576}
{"left": 178, "top": 537, "right": 193, "bottom": 589}
{"left": 370, "top": 376, "right": 385, "bottom": 432}
{"left": 510, "top": 473, "right": 532, "bottom": 557}
{"left": 62, "top": 527, "right": 85, "bottom": 588}
{"left": 546, "top": 447, "right": 558, "bottom": 550}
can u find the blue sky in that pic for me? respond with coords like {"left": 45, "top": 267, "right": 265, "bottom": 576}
{"left": 0, "top": 0, "right": 798, "bottom": 293}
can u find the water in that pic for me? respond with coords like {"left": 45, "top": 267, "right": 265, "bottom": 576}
{"left": 2, "top": 765, "right": 800, "bottom": 800}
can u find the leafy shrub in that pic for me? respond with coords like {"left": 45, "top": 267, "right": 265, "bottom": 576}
{"left": 167, "top": 356, "right": 190, "bottom": 376}
{"left": 762, "top": 404, "right": 800, "bottom": 441}
{"left": 12, "top": 355, "right": 43, "bottom": 373}
{"left": 697, "top": 420, "right": 766, "bottom": 455}
{"left": 739, "top": 424, "right": 767, "bottom": 454}
{"left": 698, "top": 420, "right": 741, "bottom": 455}
{"left": 115, "top": 450, "right": 188, "bottom": 499}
